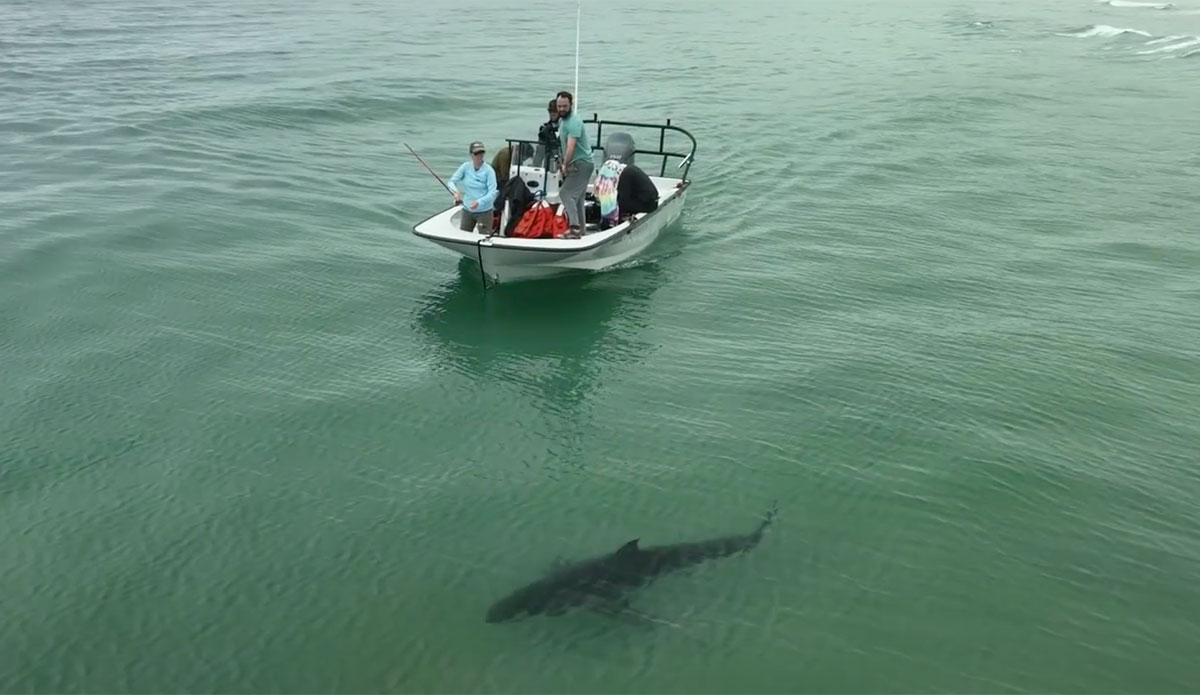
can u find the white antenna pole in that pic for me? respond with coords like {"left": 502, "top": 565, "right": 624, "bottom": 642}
{"left": 573, "top": 0, "right": 581, "bottom": 109}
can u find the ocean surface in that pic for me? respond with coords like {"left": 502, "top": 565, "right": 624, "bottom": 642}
{"left": 3, "top": 0, "right": 1200, "bottom": 692}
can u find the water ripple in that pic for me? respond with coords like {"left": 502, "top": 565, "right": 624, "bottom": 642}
{"left": 4, "top": 0, "right": 1200, "bottom": 692}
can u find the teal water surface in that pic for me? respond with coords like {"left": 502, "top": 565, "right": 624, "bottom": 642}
{"left": 3, "top": 0, "right": 1200, "bottom": 692}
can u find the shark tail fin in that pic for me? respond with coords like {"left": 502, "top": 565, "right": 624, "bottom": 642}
{"left": 755, "top": 500, "right": 779, "bottom": 536}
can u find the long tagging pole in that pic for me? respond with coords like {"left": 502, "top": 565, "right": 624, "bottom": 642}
{"left": 573, "top": 0, "right": 580, "bottom": 109}
{"left": 403, "top": 142, "right": 454, "bottom": 199}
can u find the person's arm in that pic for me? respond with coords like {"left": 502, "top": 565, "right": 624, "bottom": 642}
{"left": 560, "top": 120, "right": 580, "bottom": 172}
{"left": 447, "top": 163, "right": 466, "bottom": 200}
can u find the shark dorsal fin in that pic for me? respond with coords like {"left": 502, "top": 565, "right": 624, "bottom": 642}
{"left": 616, "top": 539, "right": 640, "bottom": 557}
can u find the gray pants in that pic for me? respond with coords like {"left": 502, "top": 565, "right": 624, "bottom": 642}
{"left": 559, "top": 158, "right": 593, "bottom": 230}
{"left": 458, "top": 207, "right": 494, "bottom": 234}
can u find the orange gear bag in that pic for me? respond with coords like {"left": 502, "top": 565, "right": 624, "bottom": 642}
{"left": 511, "top": 200, "right": 549, "bottom": 238}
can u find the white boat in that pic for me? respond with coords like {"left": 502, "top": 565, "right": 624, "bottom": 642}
{"left": 411, "top": 114, "right": 697, "bottom": 286}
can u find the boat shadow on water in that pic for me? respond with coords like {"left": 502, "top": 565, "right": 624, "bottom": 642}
{"left": 411, "top": 248, "right": 681, "bottom": 470}
{"left": 412, "top": 258, "right": 672, "bottom": 395}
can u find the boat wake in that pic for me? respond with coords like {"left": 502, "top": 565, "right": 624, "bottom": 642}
{"left": 1057, "top": 24, "right": 1200, "bottom": 57}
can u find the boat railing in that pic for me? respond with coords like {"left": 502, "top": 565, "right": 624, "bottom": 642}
{"left": 502, "top": 114, "right": 697, "bottom": 190}
{"left": 584, "top": 114, "right": 697, "bottom": 181}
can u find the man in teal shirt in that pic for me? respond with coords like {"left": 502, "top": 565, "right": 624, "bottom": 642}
{"left": 555, "top": 91, "right": 593, "bottom": 238}
{"left": 446, "top": 140, "right": 498, "bottom": 234}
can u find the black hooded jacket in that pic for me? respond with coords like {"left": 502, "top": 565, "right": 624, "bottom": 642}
{"left": 616, "top": 164, "right": 659, "bottom": 215}
{"left": 501, "top": 176, "right": 535, "bottom": 236}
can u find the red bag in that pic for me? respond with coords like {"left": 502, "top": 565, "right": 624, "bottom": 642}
{"left": 511, "top": 200, "right": 563, "bottom": 239}
{"left": 511, "top": 201, "right": 545, "bottom": 238}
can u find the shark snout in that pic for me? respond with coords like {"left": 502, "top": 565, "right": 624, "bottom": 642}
{"left": 485, "top": 603, "right": 513, "bottom": 623}
{"left": 485, "top": 593, "right": 528, "bottom": 623}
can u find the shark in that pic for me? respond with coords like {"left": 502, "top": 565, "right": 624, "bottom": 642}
{"left": 484, "top": 503, "right": 777, "bottom": 623}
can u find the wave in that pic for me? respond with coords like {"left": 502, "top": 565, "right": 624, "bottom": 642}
{"left": 1057, "top": 24, "right": 1153, "bottom": 38}
{"left": 1136, "top": 36, "right": 1200, "bottom": 53}
{"left": 1102, "top": 0, "right": 1176, "bottom": 8}
{"left": 1058, "top": 24, "right": 1200, "bottom": 57}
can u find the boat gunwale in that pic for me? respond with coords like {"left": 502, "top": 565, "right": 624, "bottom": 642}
{"left": 412, "top": 179, "right": 688, "bottom": 256}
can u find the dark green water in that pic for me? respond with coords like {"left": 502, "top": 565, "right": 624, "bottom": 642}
{"left": 3, "top": 0, "right": 1200, "bottom": 692}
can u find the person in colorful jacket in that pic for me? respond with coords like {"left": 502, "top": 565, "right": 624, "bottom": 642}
{"left": 594, "top": 159, "right": 660, "bottom": 229}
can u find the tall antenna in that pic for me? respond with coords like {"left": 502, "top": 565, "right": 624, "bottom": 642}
{"left": 573, "top": 0, "right": 581, "bottom": 108}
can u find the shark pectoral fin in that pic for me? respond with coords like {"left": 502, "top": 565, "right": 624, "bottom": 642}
{"left": 590, "top": 599, "right": 677, "bottom": 630}
{"left": 587, "top": 594, "right": 627, "bottom": 613}
{"left": 586, "top": 581, "right": 626, "bottom": 602}
{"left": 581, "top": 582, "right": 629, "bottom": 612}
{"left": 581, "top": 583, "right": 664, "bottom": 629}
{"left": 586, "top": 595, "right": 637, "bottom": 620}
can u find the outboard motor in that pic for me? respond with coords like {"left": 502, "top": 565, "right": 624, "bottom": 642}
{"left": 603, "top": 131, "right": 636, "bottom": 165}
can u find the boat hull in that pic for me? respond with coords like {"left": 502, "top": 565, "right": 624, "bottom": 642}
{"left": 414, "top": 181, "right": 688, "bottom": 285}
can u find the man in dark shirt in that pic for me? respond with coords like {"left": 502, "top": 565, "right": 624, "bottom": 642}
{"left": 535, "top": 99, "right": 560, "bottom": 169}
{"left": 616, "top": 163, "right": 659, "bottom": 216}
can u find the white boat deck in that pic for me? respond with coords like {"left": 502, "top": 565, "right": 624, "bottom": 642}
{"left": 413, "top": 173, "right": 684, "bottom": 250}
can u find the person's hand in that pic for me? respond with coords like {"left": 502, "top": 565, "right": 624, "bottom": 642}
{"left": 453, "top": 192, "right": 462, "bottom": 204}
{"left": 469, "top": 200, "right": 478, "bottom": 210}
